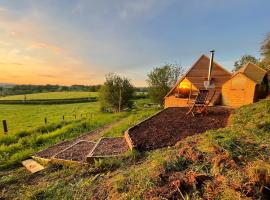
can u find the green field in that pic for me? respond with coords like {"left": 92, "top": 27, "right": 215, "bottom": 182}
{"left": 0, "top": 102, "right": 100, "bottom": 134}
{"left": 0, "top": 91, "right": 98, "bottom": 100}
{"left": 0, "top": 98, "right": 159, "bottom": 169}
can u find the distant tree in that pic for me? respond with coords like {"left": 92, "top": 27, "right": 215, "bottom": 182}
{"left": 0, "top": 87, "right": 3, "bottom": 96}
{"left": 147, "top": 64, "right": 184, "bottom": 105}
{"left": 233, "top": 55, "right": 259, "bottom": 72}
{"left": 99, "top": 73, "right": 134, "bottom": 112}
{"left": 260, "top": 32, "right": 270, "bottom": 72}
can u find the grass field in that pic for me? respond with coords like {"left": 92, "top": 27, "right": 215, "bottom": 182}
{"left": 0, "top": 91, "right": 98, "bottom": 100}
{"left": 0, "top": 102, "right": 102, "bottom": 134}
{"left": 1, "top": 100, "right": 270, "bottom": 199}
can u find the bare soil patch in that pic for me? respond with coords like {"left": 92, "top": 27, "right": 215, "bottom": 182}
{"left": 128, "top": 107, "right": 232, "bottom": 151}
{"left": 54, "top": 141, "right": 96, "bottom": 162}
{"left": 89, "top": 137, "right": 129, "bottom": 157}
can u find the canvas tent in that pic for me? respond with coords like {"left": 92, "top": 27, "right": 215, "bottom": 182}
{"left": 164, "top": 55, "right": 232, "bottom": 108}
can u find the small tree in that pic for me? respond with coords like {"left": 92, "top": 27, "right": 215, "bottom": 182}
{"left": 99, "top": 73, "right": 134, "bottom": 112}
{"left": 233, "top": 55, "right": 259, "bottom": 72}
{"left": 260, "top": 33, "right": 270, "bottom": 72}
{"left": 147, "top": 64, "right": 183, "bottom": 105}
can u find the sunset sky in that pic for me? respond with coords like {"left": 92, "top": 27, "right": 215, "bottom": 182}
{"left": 0, "top": 0, "right": 269, "bottom": 86}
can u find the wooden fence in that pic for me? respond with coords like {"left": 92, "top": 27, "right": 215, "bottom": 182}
{"left": 1, "top": 113, "right": 94, "bottom": 134}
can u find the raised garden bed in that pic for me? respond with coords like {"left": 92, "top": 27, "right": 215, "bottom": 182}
{"left": 54, "top": 140, "right": 96, "bottom": 162}
{"left": 126, "top": 107, "right": 232, "bottom": 151}
{"left": 87, "top": 137, "right": 129, "bottom": 162}
{"left": 35, "top": 140, "right": 77, "bottom": 159}
{"left": 34, "top": 125, "right": 111, "bottom": 160}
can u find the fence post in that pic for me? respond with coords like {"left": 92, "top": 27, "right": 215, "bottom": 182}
{"left": 44, "top": 117, "right": 47, "bottom": 124}
{"left": 2, "top": 120, "right": 8, "bottom": 134}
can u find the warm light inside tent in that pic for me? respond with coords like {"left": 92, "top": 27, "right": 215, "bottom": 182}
{"left": 175, "top": 80, "right": 194, "bottom": 98}
{"left": 178, "top": 82, "right": 190, "bottom": 89}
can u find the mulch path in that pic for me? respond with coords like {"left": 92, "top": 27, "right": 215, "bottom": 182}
{"left": 128, "top": 107, "right": 232, "bottom": 151}
{"left": 89, "top": 137, "right": 129, "bottom": 157}
{"left": 54, "top": 141, "right": 96, "bottom": 162}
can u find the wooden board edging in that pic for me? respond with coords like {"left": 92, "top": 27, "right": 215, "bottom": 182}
{"left": 86, "top": 136, "right": 126, "bottom": 163}
{"left": 123, "top": 109, "right": 166, "bottom": 150}
{"left": 50, "top": 157, "right": 88, "bottom": 166}
{"left": 124, "top": 131, "right": 135, "bottom": 150}
{"left": 31, "top": 156, "right": 51, "bottom": 166}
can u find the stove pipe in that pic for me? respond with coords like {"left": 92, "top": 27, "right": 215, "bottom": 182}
{"left": 208, "top": 50, "right": 215, "bottom": 82}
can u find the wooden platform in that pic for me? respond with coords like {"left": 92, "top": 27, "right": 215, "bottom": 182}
{"left": 22, "top": 159, "right": 45, "bottom": 173}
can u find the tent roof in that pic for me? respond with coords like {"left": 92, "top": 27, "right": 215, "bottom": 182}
{"left": 165, "top": 54, "right": 231, "bottom": 98}
{"left": 233, "top": 62, "right": 267, "bottom": 84}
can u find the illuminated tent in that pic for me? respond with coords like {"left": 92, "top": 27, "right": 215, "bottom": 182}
{"left": 164, "top": 55, "right": 232, "bottom": 108}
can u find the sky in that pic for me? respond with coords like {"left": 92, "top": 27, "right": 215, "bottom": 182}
{"left": 0, "top": 0, "right": 269, "bottom": 86}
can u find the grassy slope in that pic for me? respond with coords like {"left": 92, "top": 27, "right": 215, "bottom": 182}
{"left": 1, "top": 100, "right": 270, "bottom": 199}
{"left": 0, "top": 91, "right": 98, "bottom": 100}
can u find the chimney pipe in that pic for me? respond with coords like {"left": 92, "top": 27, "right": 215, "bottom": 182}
{"left": 208, "top": 50, "right": 215, "bottom": 82}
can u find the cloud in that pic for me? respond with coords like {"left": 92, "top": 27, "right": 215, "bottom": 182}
{"left": 118, "top": 0, "right": 173, "bottom": 20}
{"left": 28, "top": 42, "right": 63, "bottom": 54}
{"left": 38, "top": 74, "right": 57, "bottom": 78}
{"left": 0, "top": 62, "right": 23, "bottom": 65}
{"left": 0, "top": 6, "right": 8, "bottom": 13}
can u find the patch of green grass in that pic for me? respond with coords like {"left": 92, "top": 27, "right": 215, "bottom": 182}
{"left": 164, "top": 156, "right": 193, "bottom": 172}
{"left": 0, "top": 102, "right": 101, "bottom": 134}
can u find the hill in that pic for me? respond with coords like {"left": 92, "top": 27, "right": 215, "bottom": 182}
{"left": 1, "top": 100, "right": 270, "bottom": 199}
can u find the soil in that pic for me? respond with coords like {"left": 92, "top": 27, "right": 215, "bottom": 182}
{"left": 128, "top": 107, "right": 232, "bottom": 151}
{"left": 35, "top": 140, "right": 76, "bottom": 158}
{"left": 90, "top": 137, "right": 129, "bottom": 157}
{"left": 54, "top": 140, "right": 96, "bottom": 162}
{"left": 34, "top": 119, "right": 124, "bottom": 159}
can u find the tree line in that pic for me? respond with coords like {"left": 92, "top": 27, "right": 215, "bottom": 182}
{"left": 0, "top": 84, "right": 102, "bottom": 96}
